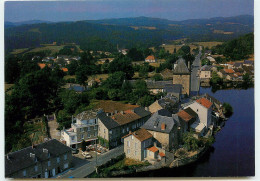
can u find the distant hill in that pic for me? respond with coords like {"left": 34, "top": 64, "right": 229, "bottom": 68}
{"left": 5, "top": 20, "right": 53, "bottom": 28}
{"left": 5, "top": 15, "right": 254, "bottom": 53}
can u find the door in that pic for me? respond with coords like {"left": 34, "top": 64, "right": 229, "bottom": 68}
{"left": 45, "top": 171, "right": 48, "bottom": 178}
{"left": 52, "top": 168, "right": 56, "bottom": 176}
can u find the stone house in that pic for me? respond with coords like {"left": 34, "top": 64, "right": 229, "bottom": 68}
{"left": 200, "top": 65, "right": 212, "bottom": 79}
{"left": 145, "top": 80, "right": 172, "bottom": 94}
{"left": 172, "top": 58, "right": 191, "bottom": 96}
{"left": 61, "top": 110, "right": 100, "bottom": 149}
{"left": 145, "top": 55, "right": 156, "bottom": 63}
{"left": 148, "top": 95, "right": 178, "bottom": 114}
{"left": 123, "top": 128, "right": 153, "bottom": 161}
{"left": 5, "top": 139, "right": 72, "bottom": 178}
{"left": 164, "top": 84, "right": 182, "bottom": 101}
{"left": 97, "top": 107, "right": 151, "bottom": 149}
{"left": 160, "top": 68, "right": 173, "bottom": 80}
{"left": 142, "top": 109, "right": 179, "bottom": 151}
{"left": 177, "top": 107, "right": 198, "bottom": 133}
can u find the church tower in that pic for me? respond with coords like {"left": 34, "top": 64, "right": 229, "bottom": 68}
{"left": 172, "top": 58, "right": 191, "bottom": 96}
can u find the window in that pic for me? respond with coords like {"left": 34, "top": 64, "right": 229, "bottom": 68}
{"left": 197, "top": 109, "right": 199, "bottom": 112}
{"left": 109, "top": 130, "right": 112, "bottom": 134}
{"left": 94, "top": 132, "right": 97, "bottom": 137}
{"left": 135, "top": 151, "right": 137, "bottom": 156}
{"left": 35, "top": 165, "right": 38, "bottom": 172}
{"left": 57, "top": 157, "right": 60, "bottom": 163}
{"left": 135, "top": 142, "right": 137, "bottom": 149}
{"left": 87, "top": 127, "right": 90, "bottom": 131}
{"left": 94, "top": 119, "right": 97, "bottom": 124}
{"left": 80, "top": 128, "right": 84, "bottom": 132}
{"left": 149, "top": 151, "right": 151, "bottom": 156}
{"left": 122, "top": 129, "right": 125, "bottom": 133}
{"left": 64, "top": 154, "right": 67, "bottom": 160}
{"left": 94, "top": 125, "right": 98, "bottom": 130}
{"left": 81, "top": 134, "right": 84, "bottom": 139}
{"left": 71, "top": 136, "right": 75, "bottom": 141}
{"left": 127, "top": 141, "right": 130, "bottom": 147}
{"left": 88, "top": 133, "right": 91, "bottom": 138}
{"left": 131, "top": 135, "right": 133, "bottom": 140}
{"left": 126, "top": 127, "right": 129, "bottom": 132}
{"left": 127, "top": 149, "right": 130, "bottom": 154}
{"left": 48, "top": 153, "right": 50, "bottom": 158}
{"left": 64, "top": 163, "right": 68, "bottom": 169}
{"left": 144, "top": 142, "right": 146, "bottom": 147}
{"left": 23, "top": 170, "right": 26, "bottom": 177}
{"left": 48, "top": 161, "right": 51, "bottom": 167}
{"left": 104, "top": 129, "right": 106, "bottom": 134}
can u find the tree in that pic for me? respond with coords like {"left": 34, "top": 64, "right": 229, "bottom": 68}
{"left": 182, "top": 131, "right": 199, "bottom": 151}
{"left": 108, "top": 56, "right": 134, "bottom": 79}
{"left": 223, "top": 103, "right": 233, "bottom": 117}
{"left": 133, "top": 80, "right": 149, "bottom": 99}
{"left": 76, "top": 66, "right": 88, "bottom": 86}
{"left": 139, "top": 63, "right": 150, "bottom": 78}
{"left": 127, "top": 48, "right": 144, "bottom": 61}
{"left": 67, "top": 60, "right": 79, "bottom": 75}
{"left": 103, "top": 71, "right": 126, "bottom": 89}
{"left": 137, "top": 95, "right": 155, "bottom": 107}
{"left": 5, "top": 55, "right": 21, "bottom": 83}
{"left": 152, "top": 73, "right": 163, "bottom": 81}
{"left": 210, "top": 71, "right": 223, "bottom": 85}
{"left": 108, "top": 89, "right": 119, "bottom": 101}
{"left": 81, "top": 140, "right": 87, "bottom": 152}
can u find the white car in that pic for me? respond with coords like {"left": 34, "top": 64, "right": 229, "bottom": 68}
{"left": 82, "top": 152, "right": 92, "bottom": 159}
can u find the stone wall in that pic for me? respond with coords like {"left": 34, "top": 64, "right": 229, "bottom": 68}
{"left": 173, "top": 74, "right": 190, "bottom": 96}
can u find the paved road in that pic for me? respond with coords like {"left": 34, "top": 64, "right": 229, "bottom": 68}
{"left": 59, "top": 145, "right": 124, "bottom": 178}
{"left": 190, "top": 48, "right": 201, "bottom": 96}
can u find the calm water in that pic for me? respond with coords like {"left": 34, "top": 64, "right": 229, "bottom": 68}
{"left": 122, "top": 87, "right": 255, "bottom": 177}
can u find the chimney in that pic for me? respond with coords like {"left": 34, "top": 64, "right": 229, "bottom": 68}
{"left": 161, "top": 123, "right": 166, "bottom": 130}
{"left": 154, "top": 142, "right": 157, "bottom": 147}
{"left": 129, "top": 131, "right": 132, "bottom": 134}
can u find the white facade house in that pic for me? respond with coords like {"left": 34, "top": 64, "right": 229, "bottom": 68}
{"left": 183, "top": 98, "right": 213, "bottom": 136}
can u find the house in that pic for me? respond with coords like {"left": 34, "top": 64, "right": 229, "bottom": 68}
{"left": 206, "top": 56, "right": 216, "bottom": 64}
{"left": 123, "top": 128, "right": 153, "bottom": 161}
{"left": 184, "top": 97, "right": 212, "bottom": 129}
{"left": 172, "top": 58, "right": 191, "bottom": 96}
{"left": 118, "top": 49, "right": 128, "bottom": 55}
{"left": 148, "top": 95, "right": 178, "bottom": 114}
{"left": 68, "top": 84, "right": 87, "bottom": 93}
{"left": 141, "top": 109, "right": 179, "bottom": 151}
{"left": 97, "top": 107, "right": 151, "bottom": 149}
{"left": 177, "top": 107, "right": 198, "bottom": 133}
{"left": 160, "top": 68, "right": 173, "bottom": 80}
{"left": 61, "top": 110, "right": 100, "bottom": 149}
{"left": 128, "top": 80, "right": 172, "bottom": 94}
{"left": 5, "top": 139, "right": 72, "bottom": 178}
{"left": 233, "top": 62, "right": 243, "bottom": 69}
{"left": 61, "top": 68, "right": 68, "bottom": 72}
{"left": 200, "top": 65, "right": 212, "bottom": 79}
{"left": 145, "top": 55, "right": 156, "bottom": 63}
{"left": 243, "top": 60, "right": 254, "bottom": 67}
{"left": 223, "top": 69, "right": 235, "bottom": 74}
{"left": 217, "top": 69, "right": 227, "bottom": 79}
{"left": 164, "top": 84, "right": 182, "bottom": 101}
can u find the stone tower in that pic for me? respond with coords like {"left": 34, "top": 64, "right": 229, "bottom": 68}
{"left": 172, "top": 58, "right": 191, "bottom": 96}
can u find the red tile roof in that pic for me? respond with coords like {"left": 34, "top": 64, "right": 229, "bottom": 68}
{"left": 196, "top": 98, "right": 213, "bottom": 109}
{"left": 159, "top": 152, "right": 165, "bottom": 157}
{"left": 38, "top": 63, "right": 46, "bottom": 69}
{"left": 224, "top": 69, "right": 235, "bottom": 74}
{"left": 122, "top": 128, "right": 153, "bottom": 142}
{"left": 147, "top": 146, "right": 159, "bottom": 153}
{"left": 62, "top": 68, "right": 68, "bottom": 72}
{"left": 146, "top": 55, "right": 155, "bottom": 60}
{"left": 177, "top": 110, "right": 193, "bottom": 122}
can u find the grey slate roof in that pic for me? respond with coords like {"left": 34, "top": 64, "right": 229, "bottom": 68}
{"left": 200, "top": 65, "right": 212, "bottom": 71}
{"left": 164, "top": 84, "right": 182, "bottom": 94}
{"left": 97, "top": 112, "right": 120, "bottom": 129}
{"left": 133, "top": 107, "right": 151, "bottom": 117}
{"left": 173, "top": 58, "right": 190, "bottom": 74}
{"left": 233, "top": 62, "right": 243, "bottom": 67}
{"left": 141, "top": 109, "right": 177, "bottom": 134}
{"left": 5, "top": 139, "right": 71, "bottom": 176}
{"left": 146, "top": 80, "right": 172, "bottom": 89}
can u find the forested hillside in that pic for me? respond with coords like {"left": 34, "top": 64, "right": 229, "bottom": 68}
{"left": 5, "top": 15, "right": 254, "bottom": 53}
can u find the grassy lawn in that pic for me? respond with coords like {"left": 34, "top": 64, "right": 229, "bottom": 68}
{"left": 160, "top": 44, "right": 198, "bottom": 53}
{"left": 10, "top": 48, "right": 29, "bottom": 55}
{"left": 28, "top": 45, "right": 65, "bottom": 54}
{"left": 64, "top": 75, "right": 76, "bottom": 80}
{"left": 192, "top": 41, "right": 223, "bottom": 49}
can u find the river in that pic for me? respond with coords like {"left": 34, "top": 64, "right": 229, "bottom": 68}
{"left": 120, "top": 87, "right": 255, "bottom": 177}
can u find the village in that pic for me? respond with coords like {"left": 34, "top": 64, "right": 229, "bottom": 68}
{"left": 5, "top": 46, "right": 232, "bottom": 178}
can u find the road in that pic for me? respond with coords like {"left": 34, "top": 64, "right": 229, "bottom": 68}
{"left": 59, "top": 145, "right": 124, "bottom": 178}
{"left": 190, "top": 48, "right": 201, "bottom": 96}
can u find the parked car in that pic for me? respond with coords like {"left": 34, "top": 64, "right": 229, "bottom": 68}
{"left": 82, "top": 151, "right": 92, "bottom": 159}
{"left": 71, "top": 148, "right": 78, "bottom": 154}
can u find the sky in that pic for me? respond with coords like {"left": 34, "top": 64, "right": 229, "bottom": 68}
{"left": 4, "top": 0, "right": 254, "bottom": 22}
